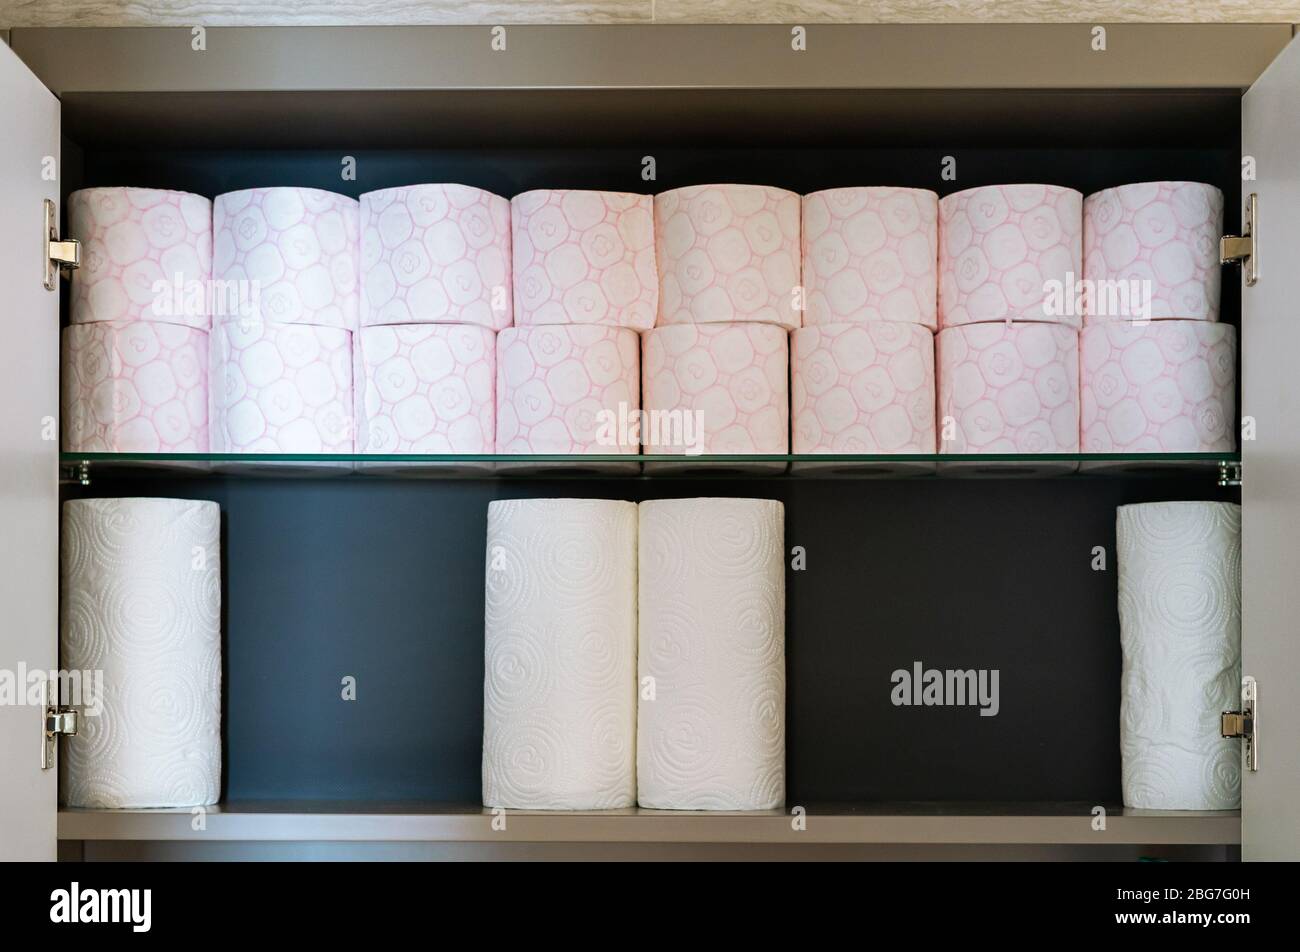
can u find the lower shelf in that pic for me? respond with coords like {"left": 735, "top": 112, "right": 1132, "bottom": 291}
{"left": 57, "top": 802, "right": 1241, "bottom": 846}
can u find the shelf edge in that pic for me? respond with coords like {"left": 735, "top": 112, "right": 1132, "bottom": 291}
{"left": 57, "top": 808, "right": 1243, "bottom": 845}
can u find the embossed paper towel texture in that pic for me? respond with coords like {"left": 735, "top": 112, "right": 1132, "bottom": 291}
{"left": 1118, "top": 501, "right": 1241, "bottom": 810}
{"left": 60, "top": 498, "right": 222, "bottom": 808}
{"left": 483, "top": 498, "right": 638, "bottom": 809}
{"left": 638, "top": 497, "right": 786, "bottom": 810}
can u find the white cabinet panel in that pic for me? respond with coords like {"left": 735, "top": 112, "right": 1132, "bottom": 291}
{"left": 1242, "top": 33, "right": 1300, "bottom": 862}
{"left": 0, "top": 39, "right": 59, "bottom": 861}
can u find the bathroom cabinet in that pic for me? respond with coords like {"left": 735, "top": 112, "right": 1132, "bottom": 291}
{"left": 1, "top": 23, "right": 1296, "bottom": 861}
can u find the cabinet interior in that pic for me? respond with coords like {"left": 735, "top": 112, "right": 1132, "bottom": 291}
{"left": 55, "top": 84, "right": 1245, "bottom": 838}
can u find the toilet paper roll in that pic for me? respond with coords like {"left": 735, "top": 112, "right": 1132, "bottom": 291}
{"left": 495, "top": 325, "right": 639, "bottom": 454}
{"left": 357, "top": 324, "right": 495, "bottom": 453}
{"left": 360, "top": 184, "right": 512, "bottom": 329}
{"left": 1081, "top": 321, "right": 1236, "bottom": 453}
{"left": 937, "top": 322, "right": 1079, "bottom": 453}
{"left": 803, "top": 187, "right": 939, "bottom": 328}
{"left": 792, "top": 322, "right": 935, "bottom": 454}
{"left": 210, "top": 322, "right": 354, "bottom": 453}
{"left": 483, "top": 498, "right": 637, "bottom": 809}
{"left": 939, "top": 184, "right": 1083, "bottom": 327}
{"left": 62, "top": 322, "right": 209, "bottom": 453}
{"left": 638, "top": 497, "right": 785, "bottom": 810}
{"left": 511, "top": 190, "right": 656, "bottom": 329}
{"left": 1118, "top": 501, "right": 1241, "bottom": 810}
{"left": 213, "top": 187, "right": 359, "bottom": 330}
{"left": 70, "top": 188, "right": 213, "bottom": 329}
{"left": 1084, "top": 182, "right": 1224, "bottom": 323}
{"left": 655, "top": 184, "right": 801, "bottom": 329}
{"left": 60, "top": 497, "right": 221, "bottom": 808}
{"left": 642, "top": 323, "right": 789, "bottom": 455}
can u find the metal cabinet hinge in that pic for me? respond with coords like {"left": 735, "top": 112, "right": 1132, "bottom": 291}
{"left": 42, "top": 705, "right": 79, "bottom": 770}
{"left": 44, "top": 198, "right": 80, "bottom": 292}
{"left": 42, "top": 675, "right": 80, "bottom": 770}
{"left": 1221, "top": 675, "right": 1257, "bottom": 772}
{"left": 1218, "top": 461, "right": 1242, "bottom": 488}
{"left": 1220, "top": 193, "right": 1257, "bottom": 287}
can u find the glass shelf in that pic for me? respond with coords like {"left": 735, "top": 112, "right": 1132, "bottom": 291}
{"left": 59, "top": 452, "right": 1242, "bottom": 482}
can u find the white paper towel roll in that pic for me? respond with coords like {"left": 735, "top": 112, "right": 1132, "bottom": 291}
{"left": 1118, "top": 501, "right": 1241, "bottom": 810}
{"left": 483, "top": 499, "right": 638, "bottom": 809}
{"left": 637, "top": 497, "right": 785, "bottom": 810}
{"left": 60, "top": 498, "right": 222, "bottom": 808}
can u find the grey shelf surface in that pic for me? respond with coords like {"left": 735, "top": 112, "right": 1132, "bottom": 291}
{"left": 58, "top": 802, "right": 1242, "bottom": 845}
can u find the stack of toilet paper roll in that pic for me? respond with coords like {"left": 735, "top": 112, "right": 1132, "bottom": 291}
{"left": 645, "top": 185, "right": 800, "bottom": 455}
{"left": 1117, "top": 501, "right": 1241, "bottom": 809}
{"left": 495, "top": 190, "right": 651, "bottom": 455}
{"left": 62, "top": 188, "right": 214, "bottom": 453}
{"left": 937, "top": 184, "right": 1083, "bottom": 453}
{"left": 794, "top": 188, "right": 939, "bottom": 454}
{"left": 482, "top": 496, "right": 785, "bottom": 811}
{"left": 354, "top": 184, "right": 510, "bottom": 454}
{"left": 210, "top": 187, "right": 360, "bottom": 453}
{"left": 1080, "top": 182, "right": 1235, "bottom": 453}
{"left": 60, "top": 497, "right": 222, "bottom": 808}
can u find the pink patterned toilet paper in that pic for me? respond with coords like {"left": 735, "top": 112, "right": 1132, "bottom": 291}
{"left": 792, "top": 322, "right": 935, "bottom": 454}
{"left": 360, "top": 184, "right": 512, "bottom": 330}
{"left": 210, "top": 322, "right": 354, "bottom": 452}
{"left": 213, "top": 188, "right": 359, "bottom": 330}
{"left": 70, "top": 188, "right": 213, "bottom": 329}
{"left": 936, "top": 322, "right": 1079, "bottom": 453}
{"left": 496, "top": 325, "right": 640, "bottom": 454}
{"left": 511, "top": 190, "right": 657, "bottom": 329}
{"left": 1081, "top": 321, "right": 1236, "bottom": 453}
{"left": 62, "top": 322, "right": 209, "bottom": 452}
{"left": 655, "top": 184, "right": 802, "bottom": 330}
{"left": 357, "top": 324, "right": 496, "bottom": 453}
{"left": 642, "top": 323, "right": 789, "bottom": 454}
{"left": 802, "top": 187, "right": 939, "bottom": 328}
{"left": 1083, "top": 182, "right": 1224, "bottom": 323}
{"left": 939, "top": 184, "right": 1083, "bottom": 328}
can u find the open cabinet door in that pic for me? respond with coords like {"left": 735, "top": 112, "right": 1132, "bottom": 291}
{"left": 0, "top": 40, "right": 60, "bottom": 861}
{"left": 1241, "top": 34, "right": 1300, "bottom": 861}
